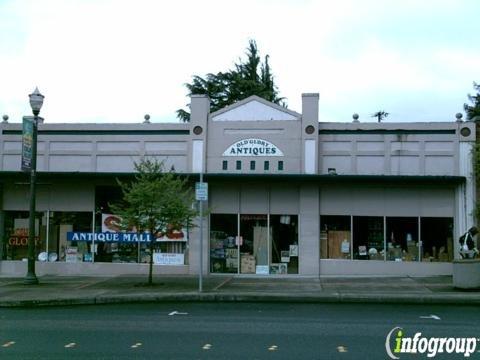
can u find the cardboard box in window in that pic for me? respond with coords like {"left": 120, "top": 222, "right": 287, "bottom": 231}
{"left": 225, "top": 258, "right": 238, "bottom": 270}
{"left": 241, "top": 254, "right": 255, "bottom": 274}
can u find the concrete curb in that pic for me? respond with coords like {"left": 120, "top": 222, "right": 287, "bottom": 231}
{"left": 1, "top": 292, "right": 480, "bottom": 308}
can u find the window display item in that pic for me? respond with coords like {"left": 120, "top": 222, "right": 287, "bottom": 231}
{"left": 289, "top": 245, "right": 298, "bottom": 256}
{"left": 48, "top": 252, "right": 58, "bottom": 262}
{"left": 281, "top": 251, "right": 290, "bottom": 263}
{"left": 38, "top": 252, "right": 48, "bottom": 262}
{"left": 241, "top": 254, "right": 255, "bottom": 273}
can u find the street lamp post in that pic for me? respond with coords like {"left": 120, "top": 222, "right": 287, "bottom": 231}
{"left": 24, "top": 87, "right": 44, "bottom": 285}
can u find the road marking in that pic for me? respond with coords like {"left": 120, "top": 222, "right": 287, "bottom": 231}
{"left": 2, "top": 341, "right": 15, "bottom": 348}
{"left": 168, "top": 311, "right": 188, "bottom": 316}
{"left": 213, "top": 277, "right": 233, "bottom": 291}
{"left": 268, "top": 345, "right": 278, "bottom": 351}
{"left": 202, "top": 344, "right": 212, "bottom": 350}
{"left": 337, "top": 346, "right": 348, "bottom": 353}
{"left": 131, "top": 342, "right": 142, "bottom": 349}
{"left": 64, "top": 342, "right": 76, "bottom": 348}
{"left": 420, "top": 314, "right": 441, "bottom": 320}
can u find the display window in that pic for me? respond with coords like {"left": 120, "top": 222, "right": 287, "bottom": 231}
{"left": 320, "top": 216, "right": 351, "bottom": 260}
{"left": 420, "top": 217, "right": 453, "bottom": 262}
{"left": 210, "top": 214, "right": 238, "bottom": 273}
{"left": 94, "top": 186, "right": 189, "bottom": 265}
{"left": 352, "top": 216, "right": 384, "bottom": 260}
{"left": 270, "top": 215, "right": 298, "bottom": 274}
{"left": 3, "top": 211, "right": 46, "bottom": 261}
{"left": 49, "top": 211, "right": 93, "bottom": 262}
{"left": 209, "top": 213, "right": 299, "bottom": 275}
{"left": 386, "top": 217, "right": 419, "bottom": 262}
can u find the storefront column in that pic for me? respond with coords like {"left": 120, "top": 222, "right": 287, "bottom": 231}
{"left": 0, "top": 211, "right": 4, "bottom": 260}
{"left": 188, "top": 215, "right": 209, "bottom": 275}
{"left": 0, "top": 184, "right": 3, "bottom": 260}
{"left": 299, "top": 184, "right": 319, "bottom": 275}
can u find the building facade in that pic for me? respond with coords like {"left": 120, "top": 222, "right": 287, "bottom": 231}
{"left": 0, "top": 93, "right": 476, "bottom": 276}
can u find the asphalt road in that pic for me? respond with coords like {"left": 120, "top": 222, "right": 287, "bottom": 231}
{"left": 0, "top": 302, "right": 479, "bottom": 359}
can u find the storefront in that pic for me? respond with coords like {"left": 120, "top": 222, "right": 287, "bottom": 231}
{"left": 0, "top": 93, "right": 476, "bottom": 276}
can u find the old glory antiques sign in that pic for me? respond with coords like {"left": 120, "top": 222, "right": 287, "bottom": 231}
{"left": 223, "top": 138, "right": 284, "bottom": 157}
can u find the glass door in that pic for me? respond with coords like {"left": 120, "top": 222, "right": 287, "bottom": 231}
{"left": 240, "top": 214, "right": 268, "bottom": 274}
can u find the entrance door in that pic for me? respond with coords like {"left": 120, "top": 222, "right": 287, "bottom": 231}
{"left": 239, "top": 214, "right": 268, "bottom": 274}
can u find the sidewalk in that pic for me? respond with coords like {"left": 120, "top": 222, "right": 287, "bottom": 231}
{"left": 0, "top": 275, "right": 479, "bottom": 307}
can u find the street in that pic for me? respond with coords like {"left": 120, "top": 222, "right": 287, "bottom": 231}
{"left": 0, "top": 302, "right": 479, "bottom": 359}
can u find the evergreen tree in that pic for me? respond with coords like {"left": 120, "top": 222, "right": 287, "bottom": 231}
{"left": 177, "top": 40, "right": 285, "bottom": 122}
{"left": 464, "top": 82, "right": 480, "bottom": 121}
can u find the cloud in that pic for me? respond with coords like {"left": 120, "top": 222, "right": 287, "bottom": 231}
{"left": 0, "top": 0, "right": 478, "bottom": 123}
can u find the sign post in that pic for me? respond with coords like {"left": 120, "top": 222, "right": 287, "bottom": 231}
{"left": 196, "top": 177, "right": 208, "bottom": 292}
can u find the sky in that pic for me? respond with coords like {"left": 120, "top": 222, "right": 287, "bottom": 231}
{"left": 0, "top": 0, "right": 479, "bottom": 124}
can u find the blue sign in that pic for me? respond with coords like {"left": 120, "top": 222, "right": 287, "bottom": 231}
{"left": 67, "top": 232, "right": 152, "bottom": 243}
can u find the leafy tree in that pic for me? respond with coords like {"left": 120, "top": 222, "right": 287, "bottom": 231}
{"left": 177, "top": 40, "right": 285, "bottom": 122}
{"left": 111, "top": 159, "right": 197, "bottom": 285}
{"left": 464, "top": 82, "right": 480, "bottom": 121}
{"left": 372, "top": 110, "right": 389, "bottom": 122}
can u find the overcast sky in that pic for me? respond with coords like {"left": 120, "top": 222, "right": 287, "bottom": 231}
{"left": 0, "top": 0, "right": 478, "bottom": 124}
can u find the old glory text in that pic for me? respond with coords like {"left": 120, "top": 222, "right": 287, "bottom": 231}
{"left": 223, "top": 138, "right": 284, "bottom": 157}
{"left": 67, "top": 232, "right": 152, "bottom": 243}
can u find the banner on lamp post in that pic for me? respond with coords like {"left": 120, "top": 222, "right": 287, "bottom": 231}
{"left": 21, "top": 116, "right": 34, "bottom": 172}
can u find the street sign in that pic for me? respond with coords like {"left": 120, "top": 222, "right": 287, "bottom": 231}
{"left": 21, "top": 116, "right": 34, "bottom": 171}
{"left": 195, "top": 182, "right": 208, "bottom": 201}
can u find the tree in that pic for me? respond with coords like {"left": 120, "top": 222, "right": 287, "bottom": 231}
{"left": 464, "top": 82, "right": 480, "bottom": 121}
{"left": 111, "top": 159, "right": 197, "bottom": 285}
{"left": 177, "top": 40, "right": 285, "bottom": 122}
{"left": 372, "top": 110, "right": 389, "bottom": 122}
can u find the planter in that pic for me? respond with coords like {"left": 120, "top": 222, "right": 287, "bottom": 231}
{"left": 453, "top": 259, "right": 480, "bottom": 289}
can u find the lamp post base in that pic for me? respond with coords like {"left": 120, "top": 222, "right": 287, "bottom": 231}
{"left": 24, "top": 272, "right": 39, "bottom": 285}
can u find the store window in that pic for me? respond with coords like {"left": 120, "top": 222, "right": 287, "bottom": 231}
{"left": 236, "top": 161, "right": 242, "bottom": 170}
{"left": 352, "top": 216, "right": 384, "bottom": 260}
{"left": 320, "top": 216, "right": 351, "bottom": 259}
{"left": 250, "top": 161, "right": 256, "bottom": 170}
{"left": 264, "top": 161, "right": 269, "bottom": 171}
{"left": 386, "top": 217, "right": 419, "bottom": 261}
{"left": 49, "top": 212, "right": 93, "bottom": 262}
{"left": 209, "top": 213, "right": 300, "bottom": 275}
{"left": 3, "top": 211, "right": 46, "bottom": 261}
{"left": 270, "top": 215, "right": 298, "bottom": 274}
{"left": 278, "top": 161, "right": 284, "bottom": 171}
{"left": 420, "top": 217, "right": 453, "bottom": 262}
{"left": 210, "top": 214, "right": 238, "bottom": 273}
{"left": 222, "top": 160, "right": 228, "bottom": 170}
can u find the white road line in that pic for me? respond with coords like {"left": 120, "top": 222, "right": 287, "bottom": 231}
{"left": 420, "top": 314, "right": 441, "bottom": 320}
{"left": 64, "top": 342, "right": 76, "bottom": 348}
{"left": 131, "top": 342, "right": 142, "bottom": 348}
{"left": 337, "top": 346, "right": 348, "bottom": 353}
{"left": 168, "top": 311, "right": 188, "bottom": 316}
{"left": 202, "top": 343, "right": 212, "bottom": 350}
{"left": 2, "top": 341, "right": 15, "bottom": 348}
{"left": 268, "top": 345, "right": 278, "bottom": 351}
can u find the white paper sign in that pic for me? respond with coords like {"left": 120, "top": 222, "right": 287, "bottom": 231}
{"left": 153, "top": 253, "right": 184, "bottom": 265}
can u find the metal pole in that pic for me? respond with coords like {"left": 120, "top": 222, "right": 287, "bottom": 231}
{"left": 24, "top": 115, "right": 38, "bottom": 284}
{"left": 45, "top": 210, "right": 49, "bottom": 261}
{"left": 199, "top": 172, "right": 203, "bottom": 292}
{"left": 92, "top": 210, "right": 95, "bottom": 263}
